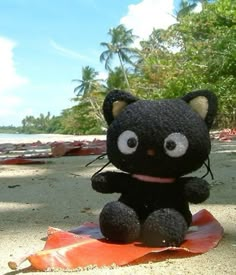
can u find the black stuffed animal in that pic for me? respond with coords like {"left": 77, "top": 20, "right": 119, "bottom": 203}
{"left": 92, "top": 89, "right": 217, "bottom": 247}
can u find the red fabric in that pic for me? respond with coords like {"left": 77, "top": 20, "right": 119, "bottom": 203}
{"left": 213, "top": 128, "right": 236, "bottom": 142}
{"left": 10, "top": 209, "right": 223, "bottom": 271}
{"left": 0, "top": 158, "right": 46, "bottom": 165}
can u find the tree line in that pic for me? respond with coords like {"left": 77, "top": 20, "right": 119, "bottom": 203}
{"left": 2, "top": 0, "right": 235, "bottom": 135}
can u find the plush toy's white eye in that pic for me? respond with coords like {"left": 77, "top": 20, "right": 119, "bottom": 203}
{"left": 117, "top": 130, "right": 139, "bottom": 154}
{"left": 164, "top": 133, "right": 189, "bottom": 157}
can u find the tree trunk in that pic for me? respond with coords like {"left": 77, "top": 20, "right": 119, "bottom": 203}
{"left": 118, "top": 52, "right": 130, "bottom": 90}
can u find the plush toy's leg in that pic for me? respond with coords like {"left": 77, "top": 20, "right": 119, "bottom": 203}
{"left": 142, "top": 208, "right": 188, "bottom": 247}
{"left": 99, "top": 201, "right": 141, "bottom": 243}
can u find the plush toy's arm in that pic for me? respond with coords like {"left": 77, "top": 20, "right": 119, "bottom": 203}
{"left": 91, "top": 171, "right": 131, "bottom": 194}
{"left": 180, "top": 177, "right": 210, "bottom": 204}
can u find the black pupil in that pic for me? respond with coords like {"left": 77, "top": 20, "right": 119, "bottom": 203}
{"left": 166, "top": 140, "right": 176, "bottom": 150}
{"left": 127, "top": 137, "right": 137, "bottom": 148}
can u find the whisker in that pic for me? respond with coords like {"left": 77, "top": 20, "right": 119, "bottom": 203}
{"left": 201, "top": 156, "right": 214, "bottom": 180}
{"left": 85, "top": 153, "right": 107, "bottom": 167}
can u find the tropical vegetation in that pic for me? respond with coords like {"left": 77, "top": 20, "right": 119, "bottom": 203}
{"left": 1, "top": 0, "right": 235, "bottom": 134}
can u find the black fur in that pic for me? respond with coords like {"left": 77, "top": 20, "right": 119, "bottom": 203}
{"left": 92, "top": 89, "right": 217, "bottom": 247}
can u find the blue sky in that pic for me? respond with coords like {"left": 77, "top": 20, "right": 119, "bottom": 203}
{"left": 0, "top": 0, "right": 182, "bottom": 126}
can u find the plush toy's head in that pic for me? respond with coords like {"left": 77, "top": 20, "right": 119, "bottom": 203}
{"left": 103, "top": 89, "right": 217, "bottom": 178}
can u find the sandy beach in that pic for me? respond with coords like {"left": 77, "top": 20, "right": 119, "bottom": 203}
{"left": 0, "top": 135, "right": 235, "bottom": 275}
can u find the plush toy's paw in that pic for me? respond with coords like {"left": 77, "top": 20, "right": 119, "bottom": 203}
{"left": 184, "top": 177, "right": 210, "bottom": 204}
{"left": 142, "top": 208, "right": 188, "bottom": 247}
{"left": 99, "top": 201, "right": 141, "bottom": 243}
{"left": 91, "top": 173, "right": 113, "bottom": 193}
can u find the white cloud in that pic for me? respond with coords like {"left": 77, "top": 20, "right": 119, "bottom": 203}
{"left": 98, "top": 71, "right": 108, "bottom": 81}
{"left": 50, "top": 39, "right": 92, "bottom": 62}
{"left": 0, "top": 37, "right": 28, "bottom": 92}
{"left": 120, "top": 0, "right": 176, "bottom": 41}
{"left": 0, "top": 95, "right": 22, "bottom": 116}
{"left": 0, "top": 37, "right": 29, "bottom": 124}
{"left": 193, "top": 2, "right": 202, "bottom": 13}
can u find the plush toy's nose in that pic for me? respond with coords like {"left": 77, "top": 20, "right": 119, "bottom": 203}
{"left": 147, "top": 149, "right": 156, "bottom": 156}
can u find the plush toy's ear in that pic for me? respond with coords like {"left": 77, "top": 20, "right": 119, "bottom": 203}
{"left": 103, "top": 89, "right": 138, "bottom": 125}
{"left": 182, "top": 90, "right": 218, "bottom": 129}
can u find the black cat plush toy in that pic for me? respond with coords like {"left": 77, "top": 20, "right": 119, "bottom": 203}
{"left": 91, "top": 89, "right": 217, "bottom": 247}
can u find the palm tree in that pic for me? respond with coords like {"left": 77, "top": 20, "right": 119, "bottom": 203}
{"left": 72, "top": 66, "right": 100, "bottom": 97}
{"left": 176, "top": 0, "right": 200, "bottom": 20}
{"left": 100, "top": 24, "right": 138, "bottom": 89}
{"left": 106, "top": 67, "right": 128, "bottom": 90}
{"left": 72, "top": 66, "right": 105, "bottom": 124}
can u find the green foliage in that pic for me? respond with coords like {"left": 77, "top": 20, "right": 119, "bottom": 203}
{"left": 136, "top": 0, "right": 236, "bottom": 128}
{"left": 0, "top": 125, "right": 22, "bottom": 133}
{"left": 21, "top": 112, "right": 62, "bottom": 134}
{"left": 60, "top": 94, "right": 105, "bottom": 135}
{"left": 106, "top": 67, "right": 128, "bottom": 90}
{"left": 176, "top": 0, "right": 198, "bottom": 20}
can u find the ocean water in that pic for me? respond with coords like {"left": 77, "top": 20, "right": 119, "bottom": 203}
{"left": 0, "top": 133, "right": 62, "bottom": 144}
{"left": 0, "top": 133, "right": 75, "bottom": 144}
{"left": 0, "top": 133, "right": 44, "bottom": 140}
{"left": 0, "top": 133, "right": 106, "bottom": 144}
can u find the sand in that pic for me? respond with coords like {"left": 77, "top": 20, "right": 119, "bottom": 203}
{"left": 0, "top": 135, "right": 235, "bottom": 275}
